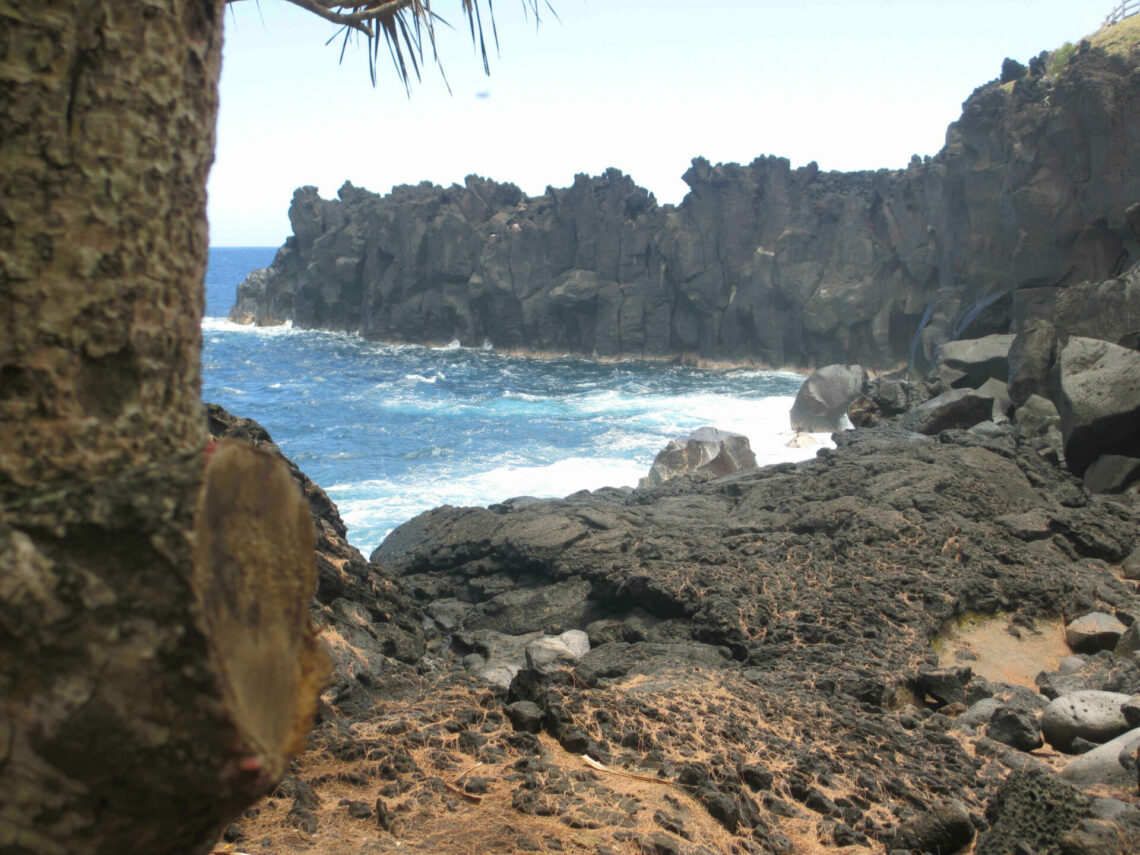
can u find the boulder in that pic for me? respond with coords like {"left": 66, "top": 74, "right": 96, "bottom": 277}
{"left": 1060, "top": 727, "right": 1140, "bottom": 789}
{"left": 899, "top": 388, "right": 995, "bottom": 435}
{"left": 976, "top": 377, "right": 1012, "bottom": 424}
{"left": 789, "top": 365, "right": 868, "bottom": 433}
{"left": 987, "top": 707, "right": 1044, "bottom": 752}
{"left": 1007, "top": 320, "right": 1057, "bottom": 408}
{"left": 1060, "top": 656, "right": 1090, "bottom": 675}
{"left": 1066, "top": 613, "right": 1127, "bottom": 654}
{"left": 1042, "top": 691, "right": 1133, "bottom": 752}
{"left": 506, "top": 701, "right": 544, "bottom": 733}
{"left": 846, "top": 394, "right": 878, "bottom": 428}
{"left": 1054, "top": 268, "right": 1140, "bottom": 351}
{"left": 1116, "top": 624, "right": 1140, "bottom": 660}
{"left": 917, "top": 666, "right": 973, "bottom": 707}
{"left": 891, "top": 800, "right": 975, "bottom": 854}
{"left": 525, "top": 630, "right": 591, "bottom": 673}
{"left": 1055, "top": 337, "right": 1140, "bottom": 477}
{"left": 1083, "top": 455, "right": 1140, "bottom": 495}
{"left": 1014, "top": 394, "right": 1062, "bottom": 439}
{"left": 976, "top": 768, "right": 1092, "bottom": 855}
{"left": 639, "top": 426, "right": 757, "bottom": 488}
{"left": 957, "top": 697, "right": 1005, "bottom": 729}
{"left": 937, "top": 334, "right": 1016, "bottom": 388}
{"left": 1125, "top": 548, "right": 1140, "bottom": 582}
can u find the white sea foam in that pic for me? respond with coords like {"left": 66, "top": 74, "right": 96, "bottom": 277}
{"left": 333, "top": 455, "right": 648, "bottom": 549}
{"left": 201, "top": 317, "right": 294, "bottom": 334}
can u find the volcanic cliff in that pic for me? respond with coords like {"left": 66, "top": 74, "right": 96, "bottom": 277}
{"left": 230, "top": 35, "right": 1140, "bottom": 371}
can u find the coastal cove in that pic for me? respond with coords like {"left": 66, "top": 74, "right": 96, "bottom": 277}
{"left": 204, "top": 248, "right": 827, "bottom": 551}
{"left": 6, "top": 4, "right": 1140, "bottom": 853}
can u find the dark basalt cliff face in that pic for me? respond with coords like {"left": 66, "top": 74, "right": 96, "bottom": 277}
{"left": 231, "top": 47, "right": 1140, "bottom": 370}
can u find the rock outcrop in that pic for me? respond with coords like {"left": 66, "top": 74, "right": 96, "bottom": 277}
{"left": 1055, "top": 336, "right": 1140, "bottom": 477}
{"left": 639, "top": 426, "right": 757, "bottom": 488}
{"left": 213, "top": 377, "right": 1140, "bottom": 854}
{"left": 788, "top": 364, "right": 868, "bottom": 432}
{"left": 230, "top": 44, "right": 1140, "bottom": 371}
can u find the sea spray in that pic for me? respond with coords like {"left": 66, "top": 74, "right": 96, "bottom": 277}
{"left": 204, "top": 248, "right": 831, "bottom": 552}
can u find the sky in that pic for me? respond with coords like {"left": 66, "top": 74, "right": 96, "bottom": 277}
{"left": 208, "top": 0, "right": 1111, "bottom": 246}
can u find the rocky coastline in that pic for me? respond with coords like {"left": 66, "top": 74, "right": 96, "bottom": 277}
{"left": 229, "top": 37, "right": 1140, "bottom": 373}
{"left": 207, "top": 304, "right": 1140, "bottom": 854}
{"left": 207, "top": 23, "right": 1140, "bottom": 855}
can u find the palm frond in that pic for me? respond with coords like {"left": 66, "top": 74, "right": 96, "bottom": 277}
{"left": 229, "top": 0, "right": 551, "bottom": 90}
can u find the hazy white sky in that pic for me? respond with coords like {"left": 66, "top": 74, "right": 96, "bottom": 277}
{"left": 208, "top": 0, "right": 1109, "bottom": 246}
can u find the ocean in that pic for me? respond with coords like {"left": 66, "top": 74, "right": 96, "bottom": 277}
{"left": 202, "top": 247, "right": 827, "bottom": 554}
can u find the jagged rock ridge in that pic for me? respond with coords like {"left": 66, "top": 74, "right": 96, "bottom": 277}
{"left": 231, "top": 45, "right": 1140, "bottom": 369}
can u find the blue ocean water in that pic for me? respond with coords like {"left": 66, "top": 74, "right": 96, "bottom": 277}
{"left": 202, "top": 248, "right": 822, "bottom": 553}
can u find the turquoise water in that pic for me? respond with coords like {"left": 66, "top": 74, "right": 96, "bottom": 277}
{"left": 202, "top": 248, "right": 816, "bottom": 553}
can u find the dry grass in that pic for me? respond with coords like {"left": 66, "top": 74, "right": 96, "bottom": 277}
{"left": 218, "top": 666, "right": 921, "bottom": 855}
{"left": 1090, "top": 14, "right": 1140, "bottom": 57}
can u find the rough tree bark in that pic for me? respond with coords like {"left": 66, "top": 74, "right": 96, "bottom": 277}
{"left": 0, "top": 3, "right": 326, "bottom": 853}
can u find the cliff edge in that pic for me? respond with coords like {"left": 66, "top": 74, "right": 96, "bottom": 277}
{"left": 230, "top": 26, "right": 1140, "bottom": 370}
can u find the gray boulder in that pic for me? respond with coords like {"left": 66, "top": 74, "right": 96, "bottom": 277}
{"left": 1121, "top": 549, "right": 1140, "bottom": 583}
{"left": 900, "top": 388, "right": 995, "bottom": 435}
{"left": 525, "top": 629, "right": 590, "bottom": 673}
{"left": 976, "top": 377, "right": 1012, "bottom": 424}
{"left": 1125, "top": 547, "right": 1140, "bottom": 582}
{"left": 937, "top": 334, "right": 1016, "bottom": 388}
{"left": 1054, "top": 269, "right": 1140, "bottom": 351}
{"left": 1060, "top": 727, "right": 1140, "bottom": 788}
{"left": 1059, "top": 655, "right": 1090, "bottom": 675}
{"left": 1116, "top": 623, "right": 1140, "bottom": 660}
{"left": 1014, "top": 393, "right": 1061, "bottom": 440}
{"left": 789, "top": 364, "right": 868, "bottom": 432}
{"left": 1083, "top": 455, "right": 1140, "bottom": 495}
{"left": 987, "top": 707, "right": 1044, "bottom": 752}
{"left": 1007, "top": 320, "right": 1057, "bottom": 409}
{"left": 1042, "top": 691, "right": 1133, "bottom": 752}
{"left": 957, "top": 697, "right": 1005, "bottom": 729}
{"left": 1056, "top": 337, "right": 1140, "bottom": 477}
{"left": 640, "top": 426, "right": 757, "bottom": 488}
{"left": 1066, "top": 613, "right": 1127, "bottom": 654}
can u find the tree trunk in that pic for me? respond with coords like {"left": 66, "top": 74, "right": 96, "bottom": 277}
{"left": 0, "top": 3, "right": 326, "bottom": 853}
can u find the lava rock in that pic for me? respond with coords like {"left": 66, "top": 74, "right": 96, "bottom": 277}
{"left": 1125, "top": 548, "right": 1140, "bottom": 582}
{"left": 937, "top": 334, "right": 1016, "bottom": 389}
{"left": 1060, "top": 727, "right": 1140, "bottom": 788}
{"left": 1067, "top": 613, "right": 1127, "bottom": 654}
{"left": 976, "top": 768, "right": 1092, "bottom": 855}
{"left": 917, "top": 666, "right": 973, "bottom": 708}
{"left": 507, "top": 701, "right": 545, "bottom": 734}
{"left": 1055, "top": 337, "right": 1140, "bottom": 477}
{"left": 1007, "top": 320, "right": 1057, "bottom": 408}
{"left": 789, "top": 365, "right": 868, "bottom": 432}
{"left": 640, "top": 427, "right": 758, "bottom": 488}
{"left": 900, "top": 388, "right": 995, "bottom": 435}
{"left": 891, "top": 800, "right": 975, "bottom": 855}
{"left": 525, "top": 630, "right": 591, "bottom": 673}
{"left": 1083, "top": 455, "right": 1140, "bottom": 495}
{"left": 1042, "top": 691, "right": 1133, "bottom": 752}
{"left": 1116, "top": 624, "right": 1140, "bottom": 661}
{"left": 988, "top": 707, "right": 1044, "bottom": 752}
{"left": 1124, "top": 697, "right": 1140, "bottom": 729}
